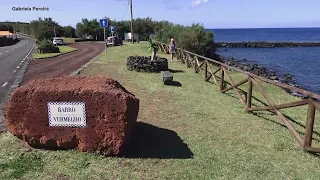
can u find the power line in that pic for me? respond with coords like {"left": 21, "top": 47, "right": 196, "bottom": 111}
{"left": 116, "top": 0, "right": 134, "bottom": 43}
{"left": 121, "top": 1, "right": 129, "bottom": 21}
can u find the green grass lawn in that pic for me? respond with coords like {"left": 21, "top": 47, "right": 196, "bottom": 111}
{"left": 1, "top": 42, "right": 319, "bottom": 179}
{"left": 61, "top": 37, "right": 81, "bottom": 44}
{"left": 32, "top": 45, "right": 77, "bottom": 59}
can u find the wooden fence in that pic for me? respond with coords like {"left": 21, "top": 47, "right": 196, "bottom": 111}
{"left": 158, "top": 42, "right": 320, "bottom": 153}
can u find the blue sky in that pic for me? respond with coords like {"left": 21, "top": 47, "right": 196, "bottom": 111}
{"left": 1, "top": 0, "right": 320, "bottom": 28}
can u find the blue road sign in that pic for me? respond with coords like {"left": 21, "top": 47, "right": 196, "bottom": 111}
{"left": 99, "top": 19, "right": 108, "bottom": 28}
{"left": 110, "top": 26, "right": 115, "bottom": 32}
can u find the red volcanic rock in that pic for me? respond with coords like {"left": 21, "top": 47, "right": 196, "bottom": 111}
{"left": 4, "top": 76, "right": 139, "bottom": 155}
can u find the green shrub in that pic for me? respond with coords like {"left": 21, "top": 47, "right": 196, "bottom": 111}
{"left": 154, "top": 23, "right": 217, "bottom": 59}
{"left": 37, "top": 39, "right": 60, "bottom": 54}
{"left": 38, "top": 39, "right": 53, "bottom": 49}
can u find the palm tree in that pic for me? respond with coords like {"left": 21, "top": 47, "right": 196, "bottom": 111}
{"left": 148, "top": 38, "right": 159, "bottom": 60}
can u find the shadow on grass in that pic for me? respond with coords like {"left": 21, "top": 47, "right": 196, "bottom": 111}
{"left": 168, "top": 69, "right": 184, "bottom": 73}
{"left": 164, "top": 81, "right": 182, "bottom": 87}
{"left": 251, "top": 112, "right": 320, "bottom": 144}
{"left": 222, "top": 87, "right": 320, "bottom": 154}
{"left": 119, "top": 122, "right": 193, "bottom": 159}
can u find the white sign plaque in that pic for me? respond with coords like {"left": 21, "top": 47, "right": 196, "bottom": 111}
{"left": 47, "top": 102, "right": 87, "bottom": 127}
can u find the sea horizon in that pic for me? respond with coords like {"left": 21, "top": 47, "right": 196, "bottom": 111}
{"left": 208, "top": 27, "right": 320, "bottom": 30}
{"left": 214, "top": 27, "right": 320, "bottom": 94}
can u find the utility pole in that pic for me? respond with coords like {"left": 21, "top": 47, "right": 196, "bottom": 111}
{"left": 130, "top": 0, "right": 134, "bottom": 44}
{"left": 54, "top": 26, "right": 56, "bottom": 37}
{"left": 70, "top": 26, "right": 72, "bottom": 38}
{"left": 104, "top": 27, "right": 106, "bottom": 55}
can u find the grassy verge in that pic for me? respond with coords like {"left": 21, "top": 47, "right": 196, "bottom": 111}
{"left": 61, "top": 37, "right": 80, "bottom": 44}
{"left": 1, "top": 42, "right": 319, "bottom": 179}
{"left": 32, "top": 45, "right": 77, "bottom": 59}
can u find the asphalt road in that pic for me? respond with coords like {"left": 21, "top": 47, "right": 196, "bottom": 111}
{"left": 0, "top": 36, "right": 35, "bottom": 105}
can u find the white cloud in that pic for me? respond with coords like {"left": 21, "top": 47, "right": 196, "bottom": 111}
{"left": 192, "top": 0, "right": 208, "bottom": 8}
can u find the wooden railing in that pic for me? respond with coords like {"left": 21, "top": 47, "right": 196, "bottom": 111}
{"left": 158, "top": 42, "right": 320, "bottom": 153}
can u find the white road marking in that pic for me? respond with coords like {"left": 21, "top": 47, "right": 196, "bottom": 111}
{"left": 25, "top": 44, "right": 35, "bottom": 59}
{"left": 13, "top": 70, "right": 16, "bottom": 73}
{"left": 11, "top": 48, "right": 14, "bottom": 50}
{"left": 6, "top": 50, "right": 9, "bottom": 52}
{"left": 17, "top": 66, "right": 20, "bottom": 69}
{"left": 19, "top": 62, "right": 22, "bottom": 65}
{"left": 19, "top": 40, "right": 28, "bottom": 47}
{"left": 2, "top": 82, "right": 8, "bottom": 88}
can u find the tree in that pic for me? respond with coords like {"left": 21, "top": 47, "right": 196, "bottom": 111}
{"left": 2, "top": 17, "right": 218, "bottom": 59}
{"left": 61, "top": 26, "right": 76, "bottom": 38}
{"left": 89, "top": 19, "right": 101, "bottom": 40}
{"left": 76, "top": 18, "right": 104, "bottom": 40}
{"left": 0, "top": 24, "right": 14, "bottom": 32}
{"left": 27, "top": 17, "right": 63, "bottom": 40}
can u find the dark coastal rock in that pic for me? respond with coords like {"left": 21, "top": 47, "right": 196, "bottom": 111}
{"left": 270, "top": 76, "right": 278, "bottom": 80}
{"left": 218, "top": 55, "right": 306, "bottom": 97}
{"left": 284, "top": 73, "right": 293, "bottom": 80}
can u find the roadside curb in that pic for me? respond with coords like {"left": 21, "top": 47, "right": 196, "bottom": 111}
{"left": 34, "top": 49, "right": 78, "bottom": 60}
{"left": 70, "top": 53, "right": 103, "bottom": 76}
{"left": 0, "top": 44, "right": 35, "bottom": 133}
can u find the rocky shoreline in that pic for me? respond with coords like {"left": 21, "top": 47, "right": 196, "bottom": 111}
{"left": 215, "top": 55, "right": 308, "bottom": 98}
{"left": 216, "top": 41, "right": 320, "bottom": 48}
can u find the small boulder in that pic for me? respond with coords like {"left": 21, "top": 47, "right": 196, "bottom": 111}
{"left": 161, "top": 71, "right": 173, "bottom": 84}
{"left": 270, "top": 76, "right": 278, "bottom": 80}
{"left": 4, "top": 76, "right": 139, "bottom": 155}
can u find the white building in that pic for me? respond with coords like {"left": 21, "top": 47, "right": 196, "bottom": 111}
{"left": 124, "top": 33, "right": 139, "bottom": 42}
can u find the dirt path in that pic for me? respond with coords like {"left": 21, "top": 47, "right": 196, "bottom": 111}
{"left": 21, "top": 42, "right": 104, "bottom": 85}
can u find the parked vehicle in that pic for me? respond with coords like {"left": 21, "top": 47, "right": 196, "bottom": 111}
{"left": 107, "top": 36, "right": 123, "bottom": 46}
{"left": 52, "top": 38, "right": 64, "bottom": 46}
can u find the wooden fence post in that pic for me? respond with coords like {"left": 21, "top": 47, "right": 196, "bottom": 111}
{"left": 219, "top": 66, "right": 225, "bottom": 92}
{"left": 304, "top": 98, "right": 316, "bottom": 148}
{"left": 204, "top": 61, "right": 208, "bottom": 81}
{"left": 194, "top": 57, "right": 198, "bottom": 73}
{"left": 177, "top": 50, "right": 180, "bottom": 60}
{"left": 186, "top": 54, "right": 190, "bottom": 68}
{"left": 181, "top": 50, "right": 185, "bottom": 64}
{"left": 246, "top": 76, "right": 253, "bottom": 112}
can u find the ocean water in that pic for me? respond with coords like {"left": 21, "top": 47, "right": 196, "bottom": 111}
{"left": 212, "top": 28, "right": 320, "bottom": 42}
{"left": 209, "top": 28, "right": 320, "bottom": 94}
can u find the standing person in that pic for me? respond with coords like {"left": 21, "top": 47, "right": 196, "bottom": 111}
{"left": 168, "top": 37, "right": 176, "bottom": 62}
